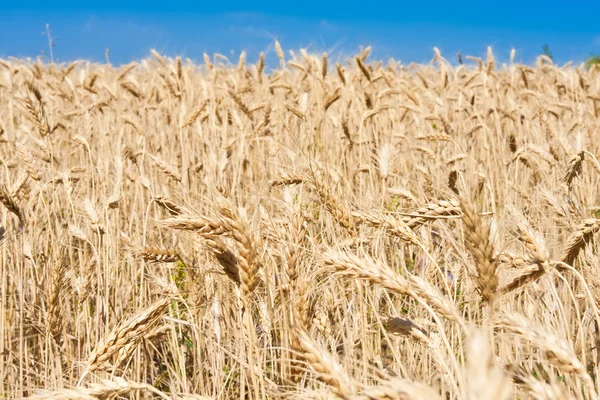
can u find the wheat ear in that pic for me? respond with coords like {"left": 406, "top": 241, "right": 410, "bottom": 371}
{"left": 82, "top": 297, "right": 171, "bottom": 378}
{"left": 460, "top": 198, "right": 498, "bottom": 304}
{"left": 322, "top": 250, "right": 464, "bottom": 327}
{"left": 27, "top": 377, "right": 170, "bottom": 400}
{"left": 496, "top": 312, "right": 596, "bottom": 397}
{"left": 560, "top": 219, "right": 600, "bottom": 266}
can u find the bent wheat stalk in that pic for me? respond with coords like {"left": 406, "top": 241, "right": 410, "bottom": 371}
{"left": 80, "top": 297, "right": 172, "bottom": 382}
{"left": 496, "top": 312, "right": 597, "bottom": 398}
{"left": 27, "top": 377, "right": 170, "bottom": 400}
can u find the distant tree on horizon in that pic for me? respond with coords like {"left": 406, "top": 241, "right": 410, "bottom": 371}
{"left": 585, "top": 55, "right": 600, "bottom": 69}
{"left": 542, "top": 44, "right": 553, "bottom": 62}
{"left": 542, "top": 44, "right": 599, "bottom": 69}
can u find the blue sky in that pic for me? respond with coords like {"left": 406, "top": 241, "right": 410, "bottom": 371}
{"left": 1, "top": 1, "right": 600, "bottom": 66}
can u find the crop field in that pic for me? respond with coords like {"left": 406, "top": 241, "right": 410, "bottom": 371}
{"left": 1, "top": 46, "right": 600, "bottom": 399}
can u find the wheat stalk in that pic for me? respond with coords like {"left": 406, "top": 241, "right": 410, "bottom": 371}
{"left": 0, "top": 184, "right": 24, "bottom": 224}
{"left": 27, "top": 377, "right": 170, "bottom": 399}
{"left": 218, "top": 206, "right": 260, "bottom": 298}
{"left": 322, "top": 250, "right": 464, "bottom": 327}
{"left": 83, "top": 297, "right": 172, "bottom": 377}
{"left": 460, "top": 198, "right": 498, "bottom": 304}
{"left": 496, "top": 312, "right": 596, "bottom": 397}
{"left": 560, "top": 219, "right": 600, "bottom": 266}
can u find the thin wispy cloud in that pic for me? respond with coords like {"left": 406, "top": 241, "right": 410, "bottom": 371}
{"left": 82, "top": 16, "right": 97, "bottom": 33}
{"left": 319, "top": 19, "right": 337, "bottom": 31}
{"left": 243, "top": 26, "right": 275, "bottom": 40}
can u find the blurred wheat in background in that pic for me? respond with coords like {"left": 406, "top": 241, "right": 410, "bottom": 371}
{"left": 1, "top": 44, "right": 600, "bottom": 399}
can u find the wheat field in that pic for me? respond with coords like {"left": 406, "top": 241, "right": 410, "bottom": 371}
{"left": 1, "top": 45, "right": 600, "bottom": 399}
